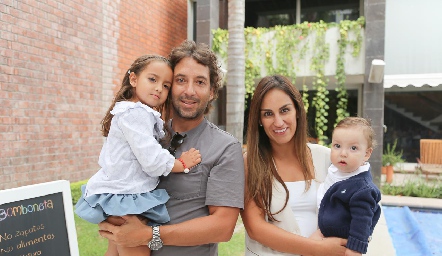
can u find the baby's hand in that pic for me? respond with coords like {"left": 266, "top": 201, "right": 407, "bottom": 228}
{"left": 179, "top": 148, "right": 201, "bottom": 169}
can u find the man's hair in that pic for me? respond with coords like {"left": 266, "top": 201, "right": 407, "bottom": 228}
{"left": 168, "top": 40, "right": 222, "bottom": 114}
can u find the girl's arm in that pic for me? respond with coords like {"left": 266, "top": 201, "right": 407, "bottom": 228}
{"left": 170, "top": 148, "right": 201, "bottom": 173}
{"left": 119, "top": 108, "right": 187, "bottom": 176}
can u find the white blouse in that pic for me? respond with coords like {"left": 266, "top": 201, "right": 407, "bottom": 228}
{"left": 85, "top": 101, "right": 175, "bottom": 196}
{"left": 286, "top": 180, "right": 319, "bottom": 237}
{"left": 245, "top": 144, "right": 331, "bottom": 256}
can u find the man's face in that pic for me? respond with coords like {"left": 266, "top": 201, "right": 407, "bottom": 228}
{"left": 171, "top": 57, "right": 213, "bottom": 120}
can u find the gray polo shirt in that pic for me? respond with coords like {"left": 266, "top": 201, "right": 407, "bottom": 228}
{"left": 154, "top": 118, "right": 245, "bottom": 256}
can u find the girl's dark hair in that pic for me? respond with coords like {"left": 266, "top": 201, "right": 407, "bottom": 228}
{"left": 246, "top": 75, "right": 313, "bottom": 222}
{"left": 101, "top": 55, "right": 171, "bottom": 137}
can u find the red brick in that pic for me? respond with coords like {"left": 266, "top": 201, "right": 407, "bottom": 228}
{"left": 0, "top": 0, "right": 187, "bottom": 190}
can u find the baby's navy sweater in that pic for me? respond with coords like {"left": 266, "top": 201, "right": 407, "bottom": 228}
{"left": 318, "top": 170, "right": 381, "bottom": 254}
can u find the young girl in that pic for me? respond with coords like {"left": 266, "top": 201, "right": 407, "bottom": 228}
{"left": 75, "top": 55, "right": 201, "bottom": 256}
{"left": 312, "top": 117, "right": 381, "bottom": 256}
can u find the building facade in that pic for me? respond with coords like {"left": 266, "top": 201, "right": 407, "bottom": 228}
{"left": 2, "top": 0, "right": 440, "bottom": 189}
{"left": 383, "top": 0, "right": 442, "bottom": 162}
{"left": 222, "top": 0, "right": 387, "bottom": 184}
{"left": 0, "top": 0, "right": 188, "bottom": 189}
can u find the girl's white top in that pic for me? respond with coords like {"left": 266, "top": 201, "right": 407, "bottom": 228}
{"left": 316, "top": 162, "right": 371, "bottom": 209}
{"left": 85, "top": 101, "right": 175, "bottom": 196}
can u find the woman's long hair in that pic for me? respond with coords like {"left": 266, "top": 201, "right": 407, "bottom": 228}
{"left": 246, "top": 75, "right": 313, "bottom": 221}
{"left": 101, "top": 55, "right": 172, "bottom": 139}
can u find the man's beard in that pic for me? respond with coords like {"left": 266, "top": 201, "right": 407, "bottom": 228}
{"left": 171, "top": 96, "right": 208, "bottom": 120}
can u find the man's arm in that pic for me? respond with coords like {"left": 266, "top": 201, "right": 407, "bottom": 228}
{"left": 98, "top": 205, "right": 239, "bottom": 247}
{"left": 161, "top": 205, "right": 239, "bottom": 245}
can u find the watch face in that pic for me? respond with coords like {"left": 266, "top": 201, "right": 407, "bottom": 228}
{"left": 148, "top": 239, "right": 163, "bottom": 250}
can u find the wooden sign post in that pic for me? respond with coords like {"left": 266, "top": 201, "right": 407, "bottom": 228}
{"left": 0, "top": 180, "right": 79, "bottom": 256}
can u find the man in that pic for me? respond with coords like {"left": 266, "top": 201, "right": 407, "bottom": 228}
{"left": 98, "top": 40, "right": 245, "bottom": 255}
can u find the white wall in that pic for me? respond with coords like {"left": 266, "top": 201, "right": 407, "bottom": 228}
{"left": 385, "top": 0, "right": 442, "bottom": 75}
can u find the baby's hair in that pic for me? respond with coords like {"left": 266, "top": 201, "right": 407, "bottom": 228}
{"left": 101, "top": 55, "right": 171, "bottom": 137}
{"left": 334, "top": 117, "right": 377, "bottom": 149}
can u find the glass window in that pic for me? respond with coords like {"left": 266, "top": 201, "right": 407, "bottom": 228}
{"left": 256, "top": 13, "right": 294, "bottom": 27}
{"left": 299, "top": 0, "right": 359, "bottom": 23}
{"left": 301, "top": 8, "right": 359, "bottom": 23}
{"left": 245, "top": 0, "right": 360, "bottom": 28}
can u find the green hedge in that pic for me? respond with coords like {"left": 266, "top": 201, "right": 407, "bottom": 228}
{"left": 381, "top": 180, "right": 441, "bottom": 199}
{"left": 71, "top": 179, "right": 88, "bottom": 205}
{"left": 72, "top": 179, "right": 441, "bottom": 205}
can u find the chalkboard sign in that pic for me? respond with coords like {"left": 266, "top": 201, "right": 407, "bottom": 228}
{"left": 0, "top": 180, "right": 79, "bottom": 256}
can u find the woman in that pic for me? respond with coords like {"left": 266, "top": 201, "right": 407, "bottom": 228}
{"left": 241, "top": 75, "right": 347, "bottom": 256}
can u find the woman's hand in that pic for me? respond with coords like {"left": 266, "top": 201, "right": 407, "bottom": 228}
{"left": 344, "top": 248, "right": 362, "bottom": 256}
{"left": 309, "top": 229, "right": 324, "bottom": 241}
{"left": 316, "top": 237, "right": 347, "bottom": 256}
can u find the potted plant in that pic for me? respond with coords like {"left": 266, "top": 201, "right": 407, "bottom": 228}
{"left": 381, "top": 155, "right": 389, "bottom": 175}
{"left": 382, "top": 139, "right": 404, "bottom": 184}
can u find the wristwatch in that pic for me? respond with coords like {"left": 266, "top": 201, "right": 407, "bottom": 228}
{"left": 147, "top": 226, "right": 163, "bottom": 250}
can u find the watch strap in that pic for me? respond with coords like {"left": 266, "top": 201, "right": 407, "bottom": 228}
{"left": 147, "top": 225, "right": 163, "bottom": 250}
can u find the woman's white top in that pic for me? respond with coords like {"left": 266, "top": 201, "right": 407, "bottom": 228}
{"left": 85, "top": 101, "right": 175, "bottom": 197}
{"left": 245, "top": 143, "right": 331, "bottom": 256}
{"left": 286, "top": 180, "right": 320, "bottom": 238}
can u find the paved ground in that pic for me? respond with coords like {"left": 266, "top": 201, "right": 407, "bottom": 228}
{"left": 383, "top": 163, "right": 441, "bottom": 186}
{"left": 372, "top": 165, "right": 441, "bottom": 256}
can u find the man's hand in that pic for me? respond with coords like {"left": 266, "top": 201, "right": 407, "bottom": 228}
{"left": 98, "top": 215, "right": 152, "bottom": 247}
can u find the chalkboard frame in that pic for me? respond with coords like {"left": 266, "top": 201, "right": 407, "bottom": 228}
{"left": 0, "top": 180, "right": 79, "bottom": 256}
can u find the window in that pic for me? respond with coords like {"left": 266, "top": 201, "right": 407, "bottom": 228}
{"left": 245, "top": 0, "right": 360, "bottom": 28}
{"left": 188, "top": 0, "right": 197, "bottom": 41}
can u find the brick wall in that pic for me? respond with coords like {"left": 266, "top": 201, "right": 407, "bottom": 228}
{"left": 0, "top": 0, "right": 187, "bottom": 189}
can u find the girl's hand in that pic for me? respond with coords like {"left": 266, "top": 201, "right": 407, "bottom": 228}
{"left": 179, "top": 148, "right": 201, "bottom": 169}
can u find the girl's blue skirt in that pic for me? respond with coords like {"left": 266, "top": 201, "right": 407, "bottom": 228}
{"left": 75, "top": 185, "right": 170, "bottom": 224}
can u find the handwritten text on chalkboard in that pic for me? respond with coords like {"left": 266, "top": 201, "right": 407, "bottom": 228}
{"left": 0, "top": 193, "right": 70, "bottom": 255}
{"left": 0, "top": 199, "right": 54, "bottom": 222}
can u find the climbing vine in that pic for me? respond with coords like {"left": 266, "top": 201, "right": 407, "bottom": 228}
{"left": 335, "top": 17, "right": 365, "bottom": 126}
{"left": 212, "top": 28, "right": 228, "bottom": 60}
{"left": 310, "top": 21, "right": 330, "bottom": 143}
{"left": 302, "top": 82, "right": 309, "bottom": 114}
{"left": 244, "top": 27, "right": 265, "bottom": 100}
{"left": 212, "top": 17, "right": 365, "bottom": 144}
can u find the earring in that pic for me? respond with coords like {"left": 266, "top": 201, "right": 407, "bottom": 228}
{"left": 259, "top": 123, "right": 263, "bottom": 127}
